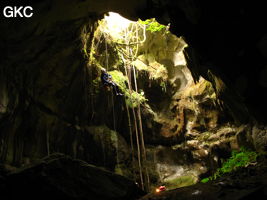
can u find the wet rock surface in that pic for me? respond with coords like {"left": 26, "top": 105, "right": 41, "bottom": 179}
{"left": 0, "top": 153, "right": 145, "bottom": 200}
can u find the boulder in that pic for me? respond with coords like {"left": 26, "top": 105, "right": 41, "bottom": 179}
{"left": 1, "top": 153, "right": 145, "bottom": 200}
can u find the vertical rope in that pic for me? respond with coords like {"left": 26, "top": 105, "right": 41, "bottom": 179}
{"left": 132, "top": 24, "right": 150, "bottom": 191}
{"left": 105, "top": 36, "right": 109, "bottom": 70}
{"left": 125, "top": 100, "right": 136, "bottom": 181}
{"left": 102, "top": 20, "right": 148, "bottom": 191}
{"left": 133, "top": 65, "right": 150, "bottom": 190}
{"left": 124, "top": 60, "right": 144, "bottom": 190}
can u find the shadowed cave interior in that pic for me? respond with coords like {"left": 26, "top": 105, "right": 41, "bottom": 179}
{"left": 1, "top": 1, "right": 267, "bottom": 200}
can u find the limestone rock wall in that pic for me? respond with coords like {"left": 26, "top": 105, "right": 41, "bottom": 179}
{"left": 0, "top": 0, "right": 267, "bottom": 192}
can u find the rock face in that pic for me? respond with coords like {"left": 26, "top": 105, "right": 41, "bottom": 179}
{"left": 85, "top": 15, "right": 239, "bottom": 189}
{"left": 139, "top": 159, "right": 267, "bottom": 200}
{"left": 0, "top": 0, "right": 267, "bottom": 196}
{"left": 84, "top": 15, "right": 267, "bottom": 190}
{"left": 0, "top": 153, "right": 145, "bottom": 200}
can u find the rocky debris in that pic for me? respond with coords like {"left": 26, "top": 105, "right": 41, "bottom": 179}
{"left": 139, "top": 158, "right": 267, "bottom": 200}
{"left": 143, "top": 121, "right": 267, "bottom": 190}
{"left": 0, "top": 153, "right": 145, "bottom": 200}
{"left": 236, "top": 123, "right": 267, "bottom": 153}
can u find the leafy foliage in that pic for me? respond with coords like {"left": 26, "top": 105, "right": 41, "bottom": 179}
{"left": 109, "top": 70, "right": 128, "bottom": 90}
{"left": 138, "top": 19, "right": 166, "bottom": 32}
{"left": 200, "top": 177, "right": 209, "bottom": 183}
{"left": 201, "top": 147, "right": 259, "bottom": 183}
{"left": 109, "top": 70, "right": 147, "bottom": 108}
{"left": 125, "top": 90, "right": 147, "bottom": 108}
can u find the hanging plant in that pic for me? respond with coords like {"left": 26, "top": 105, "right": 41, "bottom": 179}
{"left": 138, "top": 19, "right": 166, "bottom": 32}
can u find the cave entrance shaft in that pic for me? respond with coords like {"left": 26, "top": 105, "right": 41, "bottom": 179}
{"left": 89, "top": 12, "right": 150, "bottom": 191}
{"left": 83, "top": 11, "right": 200, "bottom": 192}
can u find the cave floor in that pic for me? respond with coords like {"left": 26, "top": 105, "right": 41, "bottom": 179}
{"left": 139, "top": 157, "right": 267, "bottom": 200}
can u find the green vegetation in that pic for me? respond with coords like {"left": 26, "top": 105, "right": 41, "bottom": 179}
{"left": 160, "top": 81, "right": 167, "bottom": 92}
{"left": 138, "top": 19, "right": 166, "bottom": 32}
{"left": 83, "top": 46, "right": 88, "bottom": 57}
{"left": 109, "top": 70, "right": 147, "bottom": 108}
{"left": 201, "top": 147, "right": 259, "bottom": 183}
{"left": 109, "top": 70, "right": 128, "bottom": 89}
{"left": 125, "top": 90, "right": 147, "bottom": 108}
{"left": 201, "top": 177, "right": 210, "bottom": 183}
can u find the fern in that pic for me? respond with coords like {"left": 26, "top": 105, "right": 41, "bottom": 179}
{"left": 201, "top": 147, "right": 259, "bottom": 183}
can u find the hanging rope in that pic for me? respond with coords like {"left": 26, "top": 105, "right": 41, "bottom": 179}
{"left": 121, "top": 23, "right": 150, "bottom": 190}
{"left": 125, "top": 97, "right": 136, "bottom": 181}
{"left": 98, "top": 18, "right": 149, "bottom": 190}
{"left": 125, "top": 63, "right": 144, "bottom": 190}
{"left": 130, "top": 27, "right": 150, "bottom": 190}
{"left": 132, "top": 65, "right": 150, "bottom": 190}
{"left": 123, "top": 26, "right": 144, "bottom": 188}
